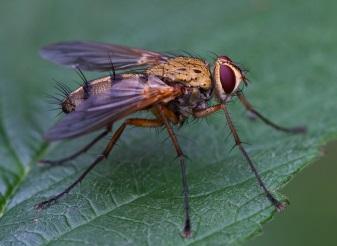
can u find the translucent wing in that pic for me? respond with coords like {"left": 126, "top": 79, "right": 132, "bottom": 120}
{"left": 45, "top": 75, "right": 182, "bottom": 140}
{"left": 40, "top": 41, "right": 168, "bottom": 71}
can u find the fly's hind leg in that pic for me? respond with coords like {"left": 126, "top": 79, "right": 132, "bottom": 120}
{"left": 237, "top": 92, "right": 306, "bottom": 134}
{"left": 39, "top": 128, "right": 111, "bottom": 165}
{"left": 35, "top": 118, "right": 163, "bottom": 210}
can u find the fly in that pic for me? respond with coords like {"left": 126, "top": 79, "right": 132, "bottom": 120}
{"left": 37, "top": 41, "right": 306, "bottom": 238}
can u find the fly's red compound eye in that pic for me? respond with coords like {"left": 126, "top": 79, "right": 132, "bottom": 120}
{"left": 220, "top": 64, "right": 236, "bottom": 94}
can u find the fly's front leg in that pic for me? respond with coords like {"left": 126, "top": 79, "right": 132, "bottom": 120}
{"left": 35, "top": 118, "right": 163, "bottom": 210}
{"left": 194, "top": 103, "right": 286, "bottom": 211}
{"left": 193, "top": 104, "right": 224, "bottom": 118}
{"left": 237, "top": 92, "right": 306, "bottom": 134}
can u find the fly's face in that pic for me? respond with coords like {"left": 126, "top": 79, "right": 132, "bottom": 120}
{"left": 147, "top": 57, "right": 212, "bottom": 90}
{"left": 213, "top": 56, "right": 247, "bottom": 101}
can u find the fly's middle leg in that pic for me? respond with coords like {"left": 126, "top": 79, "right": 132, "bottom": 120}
{"left": 157, "top": 104, "right": 191, "bottom": 238}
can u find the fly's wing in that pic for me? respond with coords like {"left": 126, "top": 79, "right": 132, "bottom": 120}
{"left": 40, "top": 41, "right": 168, "bottom": 71}
{"left": 45, "top": 75, "right": 181, "bottom": 141}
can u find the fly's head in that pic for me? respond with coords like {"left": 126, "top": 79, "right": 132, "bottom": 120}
{"left": 213, "top": 56, "right": 248, "bottom": 102}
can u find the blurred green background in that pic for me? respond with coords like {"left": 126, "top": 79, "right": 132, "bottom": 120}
{"left": 0, "top": 0, "right": 336, "bottom": 245}
{"left": 249, "top": 141, "right": 337, "bottom": 246}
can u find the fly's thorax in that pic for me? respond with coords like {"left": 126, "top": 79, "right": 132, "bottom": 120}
{"left": 61, "top": 75, "right": 115, "bottom": 113}
{"left": 213, "top": 56, "right": 246, "bottom": 102}
{"left": 146, "top": 57, "right": 212, "bottom": 90}
{"left": 168, "top": 86, "right": 211, "bottom": 120}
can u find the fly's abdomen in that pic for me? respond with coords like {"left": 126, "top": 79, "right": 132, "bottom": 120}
{"left": 61, "top": 76, "right": 114, "bottom": 113}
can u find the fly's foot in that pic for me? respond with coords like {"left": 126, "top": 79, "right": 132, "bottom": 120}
{"left": 35, "top": 197, "right": 58, "bottom": 210}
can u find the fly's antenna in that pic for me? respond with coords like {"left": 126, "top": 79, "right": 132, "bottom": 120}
{"left": 75, "top": 67, "right": 90, "bottom": 99}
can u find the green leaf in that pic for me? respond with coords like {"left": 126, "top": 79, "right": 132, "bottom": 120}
{"left": 0, "top": 0, "right": 336, "bottom": 245}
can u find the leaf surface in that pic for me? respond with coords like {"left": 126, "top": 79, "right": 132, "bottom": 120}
{"left": 0, "top": 0, "right": 336, "bottom": 245}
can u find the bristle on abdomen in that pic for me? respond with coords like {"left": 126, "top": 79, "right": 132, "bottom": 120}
{"left": 61, "top": 75, "right": 115, "bottom": 113}
{"left": 60, "top": 74, "right": 140, "bottom": 114}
